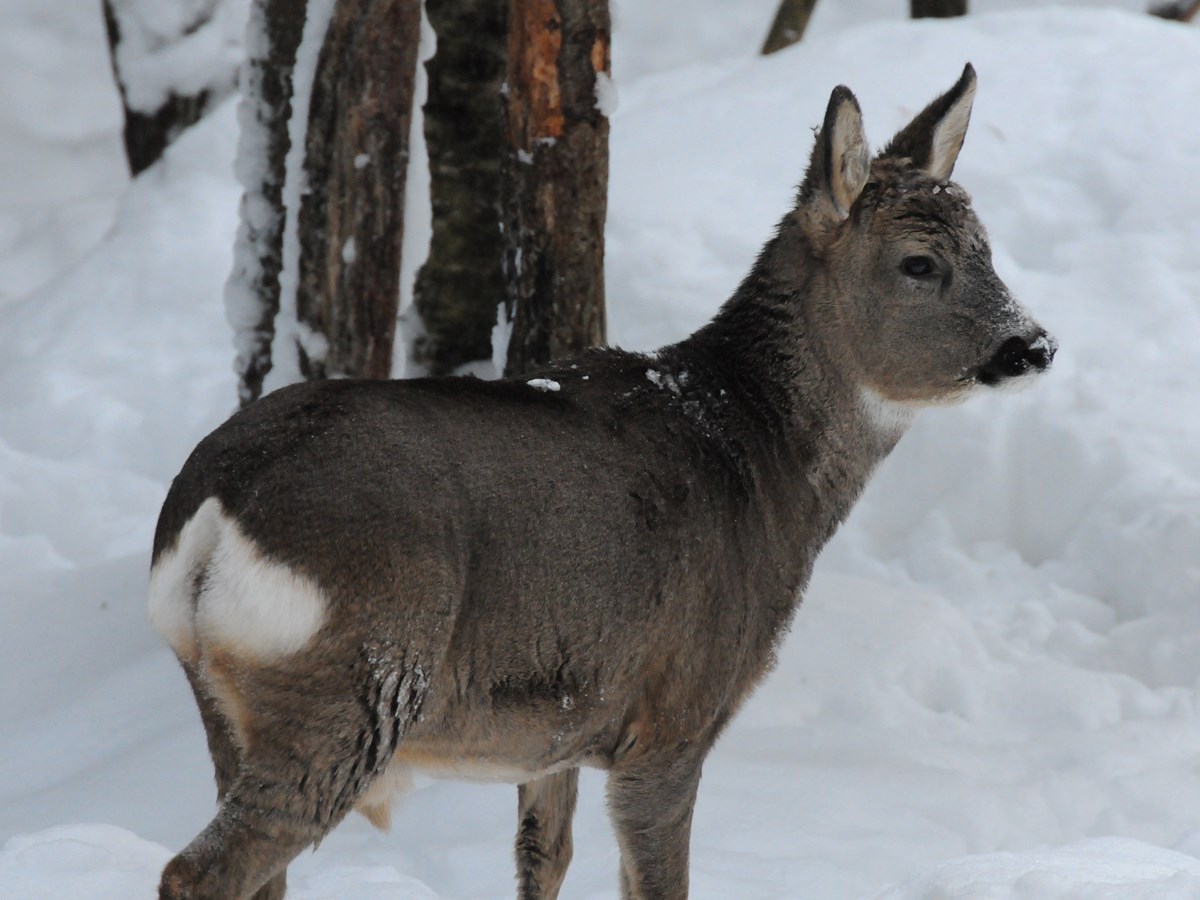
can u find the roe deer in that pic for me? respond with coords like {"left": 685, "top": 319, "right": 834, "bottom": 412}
{"left": 151, "top": 64, "right": 1054, "bottom": 900}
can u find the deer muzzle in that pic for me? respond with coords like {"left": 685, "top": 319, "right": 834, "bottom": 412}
{"left": 977, "top": 331, "right": 1057, "bottom": 386}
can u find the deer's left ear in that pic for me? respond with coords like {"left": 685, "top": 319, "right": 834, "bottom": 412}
{"left": 883, "top": 63, "right": 977, "bottom": 181}
{"left": 802, "top": 85, "right": 870, "bottom": 221}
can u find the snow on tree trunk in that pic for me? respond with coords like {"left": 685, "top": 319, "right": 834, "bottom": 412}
{"left": 413, "top": 0, "right": 508, "bottom": 376}
{"left": 501, "top": 0, "right": 610, "bottom": 377}
{"left": 910, "top": 0, "right": 967, "bottom": 18}
{"left": 225, "top": 0, "right": 308, "bottom": 407}
{"left": 293, "top": 0, "right": 422, "bottom": 381}
{"left": 760, "top": 0, "right": 820, "bottom": 55}
{"left": 227, "top": 0, "right": 421, "bottom": 404}
{"left": 101, "top": 0, "right": 246, "bottom": 176}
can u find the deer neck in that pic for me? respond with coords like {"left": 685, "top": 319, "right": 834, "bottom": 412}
{"left": 665, "top": 225, "right": 913, "bottom": 539}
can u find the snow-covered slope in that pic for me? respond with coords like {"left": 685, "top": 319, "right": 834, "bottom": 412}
{"left": 3, "top": 4, "right": 1200, "bottom": 898}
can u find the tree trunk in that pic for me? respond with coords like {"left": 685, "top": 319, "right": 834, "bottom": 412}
{"left": 413, "top": 0, "right": 509, "bottom": 375}
{"left": 101, "top": 0, "right": 241, "bottom": 176}
{"left": 295, "top": 0, "right": 422, "bottom": 381}
{"left": 227, "top": 0, "right": 308, "bottom": 407}
{"left": 910, "top": 0, "right": 967, "bottom": 18}
{"left": 1149, "top": 0, "right": 1200, "bottom": 21}
{"left": 760, "top": 0, "right": 819, "bottom": 55}
{"left": 502, "top": 0, "right": 610, "bottom": 377}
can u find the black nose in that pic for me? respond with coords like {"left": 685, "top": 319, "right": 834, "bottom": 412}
{"left": 978, "top": 333, "right": 1056, "bottom": 385}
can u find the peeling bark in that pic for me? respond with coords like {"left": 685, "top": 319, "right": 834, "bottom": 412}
{"left": 502, "top": 0, "right": 610, "bottom": 377}
{"left": 295, "top": 0, "right": 421, "bottom": 380}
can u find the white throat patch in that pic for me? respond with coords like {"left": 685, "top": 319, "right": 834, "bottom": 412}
{"left": 859, "top": 386, "right": 918, "bottom": 437}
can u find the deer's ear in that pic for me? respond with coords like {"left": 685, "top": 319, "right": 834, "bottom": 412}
{"left": 883, "top": 63, "right": 976, "bottom": 181}
{"left": 802, "top": 85, "right": 870, "bottom": 221}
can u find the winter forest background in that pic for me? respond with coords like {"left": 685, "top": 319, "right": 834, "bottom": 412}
{"left": 3, "top": 0, "right": 1200, "bottom": 897}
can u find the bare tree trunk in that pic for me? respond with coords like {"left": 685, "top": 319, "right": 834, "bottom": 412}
{"left": 101, "top": 0, "right": 241, "bottom": 176}
{"left": 295, "top": 0, "right": 422, "bottom": 380}
{"left": 910, "top": 0, "right": 967, "bottom": 18}
{"left": 228, "top": 0, "right": 307, "bottom": 407}
{"left": 413, "top": 0, "right": 508, "bottom": 375}
{"left": 502, "top": 0, "right": 610, "bottom": 377}
{"left": 760, "top": 0, "right": 819, "bottom": 55}
{"left": 1149, "top": 0, "right": 1200, "bottom": 21}
{"left": 230, "top": 0, "right": 420, "bottom": 404}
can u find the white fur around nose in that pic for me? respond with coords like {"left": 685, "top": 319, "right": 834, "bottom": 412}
{"left": 149, "top": 497, "right": 328, "bottom": 663}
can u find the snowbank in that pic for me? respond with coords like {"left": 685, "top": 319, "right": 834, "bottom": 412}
{"left": 874, "top": 839, "right": 1200, "bottom": 900}
{"left": 0, "top": 824, "right": 441, "bottom": 900}
{"left": 2, "top": 3, "right": 1200, "bottom": 898}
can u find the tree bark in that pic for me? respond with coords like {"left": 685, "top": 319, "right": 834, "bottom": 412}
{"left": 760, "top": 0, "right": 819, "bottom": 55}
{"left": 229, "top": 0, "right": 308, "bottom": 407}
{"left": 1149, "top": 0, "right": 1200, "bottom": 21}
{"left": 295, "top": 0, "right": 422, "bottom": 381}
{"left": 910, "top": 0, "right": 967, "bottom": 18}
{"left": 413, "top": 0, "right": 509, "bottom": 375}
{"left": 101, "top": 0, "right": 239, "bottom": 176}
{"left": 502, "top": 0, "right": 610, "bottom": 377}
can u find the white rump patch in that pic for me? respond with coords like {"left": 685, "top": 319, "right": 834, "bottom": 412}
{"left": 148, "top": 497, "right": 222, "bottom": 660}
{"left": 149, "top": 498, "right": 328, "bottom": 664}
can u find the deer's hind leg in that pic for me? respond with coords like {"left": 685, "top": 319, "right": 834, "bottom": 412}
{"left": 179, "top": 660, "right": 287, "bottom": 900}
{"left": 160, "top": 644, "right": 429, "bottom": 900}
{"left": 515, "top": 768, "right": 580, "bottom": 900}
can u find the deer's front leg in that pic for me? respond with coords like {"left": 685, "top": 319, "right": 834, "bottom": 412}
{"left": 515, "top": 768, "right": 579, "bottom": 900}
{"left": 606, "top": 750, "right": 704, "bottom": 900}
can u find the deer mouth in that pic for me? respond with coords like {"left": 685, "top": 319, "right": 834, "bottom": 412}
{"left": 974, "top": 331, "right": 1057, "bottom": 387}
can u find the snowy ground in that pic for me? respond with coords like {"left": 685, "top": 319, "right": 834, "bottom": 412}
{"left": 3, "top": 2, "right": 1200, "bottom": 898}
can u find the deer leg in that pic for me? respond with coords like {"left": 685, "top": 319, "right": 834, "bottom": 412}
{"left": 515, "top": 768, "right": 579, "bottom": 900}
{"left": 179, "top": 662, "right": 288, "bottom": 900}
{"left": 161, "top": 648, "right": 427, "bottom": 900}
{"left": 606, "top": 751, "right": 704, "bottom": 900}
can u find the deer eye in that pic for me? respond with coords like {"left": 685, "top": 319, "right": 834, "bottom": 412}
{"left": 901, "top": 256, "right": 935, "bottom": 278}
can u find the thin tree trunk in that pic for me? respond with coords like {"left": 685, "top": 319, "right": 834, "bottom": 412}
{"left": 101, "top": 0, "right": 238, "bottom": 176}
{"left": 760, "top": 0, "right": 819, "bottom": 55}
{"left": 502, "top": 0, "right": 610, "bottom": 377}
{"left": 228, "top": 0, "right": 308, "bottom": 407}
{"left": 1149, "top": 0, "right": 1200, "bottom": 21}
{"left": 413, "top": 0, "right": 509, "bottom": 375}
{"left": 295, "top": 0, "right": 421, "bottom": 380}
{"left": 910, "top": 0, "right": 967, "bottom": 18}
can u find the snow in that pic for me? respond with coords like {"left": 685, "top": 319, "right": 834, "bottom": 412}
{"left": 3, "top": 2, "right": 1200, "bottom": 898}
{"left": 106, "top": 0, "right": 246, "bottom": 114}
{"left": 491, "top": 302, "right": 513, "bottom": 378}
{"left": 395, "top": 2, "right": 438, "bottom": 380}
{"left": 266, "top": 0, "right": 337, "bottom": 393}
{"left": 526, "top": 378, "right": 562, "bottom": 393}
{"left": 226, "top": 0, "right": 285, "bottom": 405}
{"left": 594, "top": 71, "right": 619, "bottom": 117}
{"left": 645, "top": 367, "right": 682, "bottom": 396}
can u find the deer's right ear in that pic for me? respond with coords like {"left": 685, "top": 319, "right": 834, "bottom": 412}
{"left": 882, "top": 63, "right": 977, "bottom": 181}
{"left": 801, "top": 86, "right": 870, "bottom": 222}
